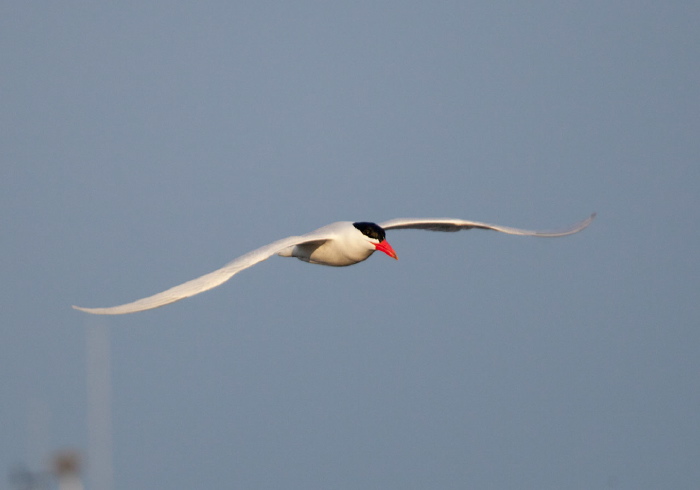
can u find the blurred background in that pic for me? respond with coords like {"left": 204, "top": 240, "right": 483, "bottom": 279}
{"left": 2, "top": 2, "right": 698, "bottom": 489}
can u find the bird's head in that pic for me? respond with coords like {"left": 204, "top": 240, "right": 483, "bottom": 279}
{"left": 352, "top": 222, "right": 398, "bottom": 260}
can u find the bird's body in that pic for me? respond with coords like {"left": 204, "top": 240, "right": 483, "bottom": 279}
{"left": 73, "top": 214, "right": 595, "bottom": 315}
{"left": 276, "top": 221, "right": 380, "bottom": 266}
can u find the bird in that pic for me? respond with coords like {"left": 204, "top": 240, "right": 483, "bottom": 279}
{"left": 72, "top": 213, "right": 595, "bottom": 315}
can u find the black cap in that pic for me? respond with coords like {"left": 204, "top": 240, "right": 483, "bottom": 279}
{"left": 352, "top": 222, "right": 386, "bottom": 242}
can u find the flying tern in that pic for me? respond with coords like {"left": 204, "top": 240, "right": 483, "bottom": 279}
{"left": 73, "top": 213, "right": 595, "bottom": 315}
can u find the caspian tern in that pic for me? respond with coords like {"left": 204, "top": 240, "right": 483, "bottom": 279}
{"left": 73, "top": 214, "right": 595, "bottom": 315}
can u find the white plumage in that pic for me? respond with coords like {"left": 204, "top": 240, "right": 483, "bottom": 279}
{"left": 73, "top": 213, "right": 595, "bottom": 315}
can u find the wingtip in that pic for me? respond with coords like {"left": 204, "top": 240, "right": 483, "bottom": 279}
{"left": 72, "top": 304, "right": 103, "bottom": 314}
{"left": 583, "top": 212, "right": 597, "bottom": 227}
{"left": 574, "top": 212, "right": 596, "bottom": 233}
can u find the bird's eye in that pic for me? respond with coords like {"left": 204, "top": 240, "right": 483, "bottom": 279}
{"left": 353, "top": 222, "right": 385, "bottom": 242}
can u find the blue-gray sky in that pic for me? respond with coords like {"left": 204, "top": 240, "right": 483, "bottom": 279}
{"left": 2, "top": 2, "right": 699, "bottom": 489}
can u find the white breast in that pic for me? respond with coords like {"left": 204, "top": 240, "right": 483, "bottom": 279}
{"left": 278, "top": 221, "right": 377, "bottom": 266}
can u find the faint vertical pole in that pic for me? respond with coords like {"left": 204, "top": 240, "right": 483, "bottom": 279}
{"left": 86, "top": 320, "right": 114, "bottom": 490}
{"left": 26, "top": 398, "right": 50, "bottom": 475}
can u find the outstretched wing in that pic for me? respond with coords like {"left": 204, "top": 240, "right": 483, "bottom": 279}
{"left": 72, "top": 234, "right": 334, "bottom": 315}
{"left": 379, "top": 213, "right": 595, "bottom": 237}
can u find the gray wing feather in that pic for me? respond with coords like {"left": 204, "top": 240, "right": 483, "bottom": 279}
{"left": 379, "top": 213, "right": 595, "bottom": 237}
{"left": 72, "top": 234, "right": 331, "bottom": 315}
